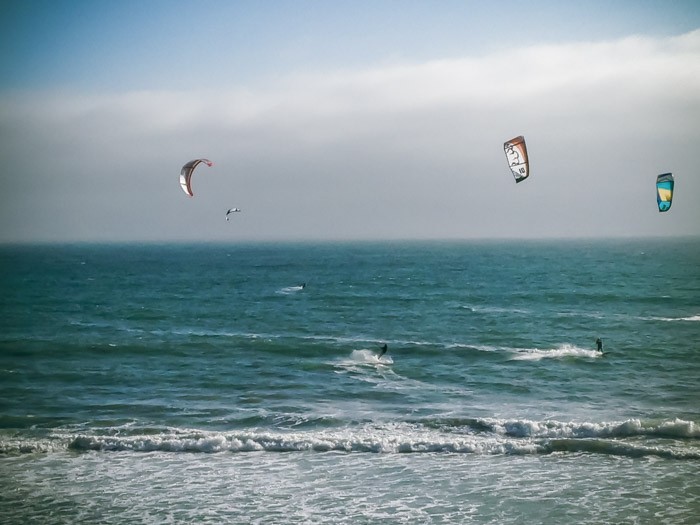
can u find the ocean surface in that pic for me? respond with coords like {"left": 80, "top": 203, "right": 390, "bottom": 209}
{"left": 1, "top": 239, "right": 699, "bottom": 524}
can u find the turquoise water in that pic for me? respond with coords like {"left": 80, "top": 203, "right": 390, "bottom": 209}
{"left": 1, "top": 240, "right": 699, "bottom": 523}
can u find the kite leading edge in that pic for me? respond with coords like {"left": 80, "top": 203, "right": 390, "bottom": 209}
{"left": 179, "top": 159, "right": 213, "bottom": 197}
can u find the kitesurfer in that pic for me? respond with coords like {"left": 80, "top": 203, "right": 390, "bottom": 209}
{"left": 378, "top": 343, "right": 388, "bottom": 359}
{"left": 596, "top": 338, "right": 603, "bottom": 352}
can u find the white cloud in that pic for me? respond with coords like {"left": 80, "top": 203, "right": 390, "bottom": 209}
{"left": 1, "top": 30, "right": 699, "bottom": 242}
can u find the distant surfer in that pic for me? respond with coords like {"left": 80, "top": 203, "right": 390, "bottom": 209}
{"left": 378, "top": 343, "right": 388, "bottom": 359}
{"left": 596, "top": 338, "right": 603, "bottom": 352}
{"left": 300, "top": 283, "right": 306, "bottom": 289}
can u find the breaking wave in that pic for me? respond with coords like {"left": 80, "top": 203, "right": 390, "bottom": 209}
{"left": 2, "top": 418, "right": 697, "bottom": 460}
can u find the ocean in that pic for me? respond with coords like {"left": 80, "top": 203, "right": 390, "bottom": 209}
{"left": 1, "top": 239, "right": 699, "bottom": 524}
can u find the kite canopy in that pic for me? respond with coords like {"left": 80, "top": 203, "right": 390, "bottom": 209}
{"left": 503, "top": 136, "right": 529, "bottom": 183}
{"left": 656, "top": 173, "right": 674, "bottom": 212}
{"left": 179, "top": 159, "right": 213, "bottom": 197}
{"left": 226, "top": 208, "right": 241, "bottom": 221}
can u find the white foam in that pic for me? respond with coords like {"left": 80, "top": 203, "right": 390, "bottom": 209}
{"left": 331, "top": 349, "right": 393, "bottom": 384}
{"left": 60, "top": 425, "right": 542, "bottom": 456}
{"left": 474, "top": 417, "right": 700, "bottom": 439}
{"left": 348, "top": 349, "right": 392, "bottom": 365}
{"left": 461, "top": 304, "right": 530, "bottom": 315}
{"left": 276, "top": 285, "right": 305, "bottom": 295}
{"left": 510, "top": 344, "right": 600, "bottom": 361}
{"left": 654, "top": 314, "right": 700, "bottom": 322}
{"left": 333, "top": 350, "right": 394, "bottom": 379}
{"left": 58, "top": 419, "right": 700, "bottom": 459}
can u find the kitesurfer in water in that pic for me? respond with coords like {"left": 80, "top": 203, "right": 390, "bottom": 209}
{"left": 378, "top": 343, "right": 388, "bottom": 359}
{"left": 596, "top": 338, "right": 603, "bottom": 352}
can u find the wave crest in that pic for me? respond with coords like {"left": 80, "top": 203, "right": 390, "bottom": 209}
{"left": 2, "top": 418, "right": 697, "bottom": 460}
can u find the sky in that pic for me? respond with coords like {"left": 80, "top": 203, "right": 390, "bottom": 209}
{"left": 1, "top": 0, "right": 699, "bottom": 242}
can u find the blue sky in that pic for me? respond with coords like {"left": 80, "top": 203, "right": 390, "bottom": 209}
{"left": 1, "top": 1, "right": 699, "bottom": 242}
{"left": 3, "top": 1, "right": 699, "bottom": 91}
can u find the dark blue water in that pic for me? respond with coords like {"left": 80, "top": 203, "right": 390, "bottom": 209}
{"left": 1, "top": 240, "right": 699, "bottom": 523}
